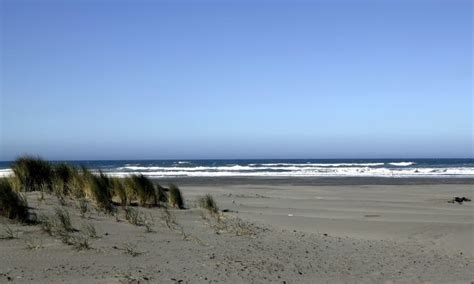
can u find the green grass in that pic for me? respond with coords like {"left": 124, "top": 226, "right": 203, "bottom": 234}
{"left": 0, "top": 179, "right": 29, "bottom": 222}
{"left": 2, "top": 224, "right": 18, "bottom": 239}
{"left": 168, "top": 183, "right": 184, "bottom": 209}
{"left": 71, "top": 234, "right": 91, "bottom": 250}
{"left": 38, "top": 214, "right": 55, "bottom": 235}
{"left": 155, "top": 183, "right": 167, "bottom": 204}
{"left": 11, "top": 156, "right": 54, "bottom": 192}
{"left": 87, "top": 171, "right": 114, "bottom": 212}
{"left": 198, "top": 194, "right": 219, "bottom": 214}
{"left": 54, "top": 207, "right": 75, "bottom": 232}
{"left": 8, "top": 156, "right": 187, "bottom": 216}
{"left": 124, "top": 175, "right": 157, "bottom": 206}
{"left": 78, "top": 198, "right": 88, "bottom": 218}
{"left": 67, "top": 171, "right": 86, "bottom": 199}
{"left": 52, "top": 163, "right": 78, "bottom": 197}
{"left": 81, "top": 223, "right": 98, "bottom": 238}
{"left": 124, "top": 207, "right": 144, "bottom": 226}
{"left": 111, "top": 178, "right": 128, "bottom": 206}
{"left": 123, "top": 243, "right": 142, "bottom": 257}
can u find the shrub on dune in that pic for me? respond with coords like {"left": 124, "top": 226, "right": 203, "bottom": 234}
{"left": 87, "top": 171, "right": 113, "bottom": 212}
{"left": 53, "top": 163, "right": 77, "bottom": 196}
{"left": 54, "top": 207, "right": 75, "bottom": 232}
{"left": 111, "top": 178, "right": 128, "bottom": 206}
{"left": 123, "top": 177, "right": 137, "bottom": 204}
{"left": 155, "top": 183, "right": 168, "bottom": 204}
{"left": 198, "top": 194, "right": 218, "bottom": 214}
{"left": 0, "top": 179, "right": 29, "bottom": 222}
{"left": 168, "top": 183, "right": 184, "bottom": 209}
{"left": 67, "top": 171, "right": 87, "bottom": 199}
{"left": 125, "top": 175, "right": 157, "bottom": 206}
{"left": 11, "top": 156, "right": 54, "bottom": 192}
{"left": 78, "top": 166, "right": 94, "bottom": 198}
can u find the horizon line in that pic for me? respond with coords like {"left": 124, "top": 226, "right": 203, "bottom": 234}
{"left": 1, "top": 157, "right": 474, "bottom": 163}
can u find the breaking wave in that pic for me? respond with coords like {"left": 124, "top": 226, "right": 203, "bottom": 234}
{"left": 0, "top": 160, "right": 472, "bottom": 178}
{"left": 389, "top": 162, "right": 416, "bottom": 166}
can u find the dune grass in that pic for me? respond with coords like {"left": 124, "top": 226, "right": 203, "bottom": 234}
{"left": 52, "top": 163, "right": 76, "bottom": 196}
{"left": 168, "top": 183, "right": 184, "bottom": 209}
{"left": 124, "top": 175, "right": 158, "bottom": 207}
{"left": 198, "top": 194, "right": 219, "bottom": 214}
{"left": 7, "top": 156, "right": 188, "bottom": 229}
{"left": 38, "top": 214, "right": 55, "bottom": 235}
{"left": 70, "top": 233, "right": 91, "bottom": 250}
{"left": 11, "top": 156, "right": 54, "bottom": 192}
{"left": 0, "top": 179, "right": 29, "bottom": 222}
{"left": 156, "top": 183, "right": 167, "bottom": 203}
{"left": 77, "top": 198, "right": 88, "bottom": 218}
{"left": 81, "top": 223, "right": 98, "bottom": 239}
{"left": 2, "top": 224, "right": 18, "bottom": 239}
{"left": 87, "top": 171, "right": 114, "bottom": 212}
{"left": 124, "top": 207, "right": 145, "bottom": 226}
{"left": 54, "top": 207, "right": 75, "bottom": 232}
{"left": 67, "top": 171, "right": 86, "bottom": 199}
{"left": 111, "top": 178, "right": 128, "bottom": 206}
{"left": 123, "top": 243, "right": 142, "bottom": 257}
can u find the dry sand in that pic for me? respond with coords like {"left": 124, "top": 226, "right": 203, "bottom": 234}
{"left": 1, "top": 180, "right": 473, "bottom": 283}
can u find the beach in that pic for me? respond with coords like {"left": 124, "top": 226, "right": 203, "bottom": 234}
{"left": 1, "top": 178, "right": 473, "bottom": 283}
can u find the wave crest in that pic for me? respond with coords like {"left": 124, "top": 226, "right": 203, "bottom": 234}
{"left": 389, "top": 162, "right": 416, "bottom": 166}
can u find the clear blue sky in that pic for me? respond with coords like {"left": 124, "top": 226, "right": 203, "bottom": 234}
{"left": 1, "top": 0, "right": 472, "bottom": 160}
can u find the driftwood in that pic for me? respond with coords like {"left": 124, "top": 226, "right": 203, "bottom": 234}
{"left": 448, "top": 197, "right": 471, "bottom": 204}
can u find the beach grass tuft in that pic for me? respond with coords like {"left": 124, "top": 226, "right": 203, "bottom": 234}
{"left": 198, "top": 194, "right": 219, "bottom": 214}
{"left": 124, "top": 207, "right": 144, "bottom": 226}
{"left": 124, "top": 175, "right": 157, "bottom": 207}
{"left": 25, "top": 238, "right": 43, "bottom": 250}
{"left": 111, "top": 178, "right": 128, "bottom": 206}
{"left": 155, "top": 183, "right": 168, "bottom": 204}
{"left": 78, "top": 198, "right": 88, "bottom": 218}
{"left": 52, "top": 163, "right": 77, "bottom": 197}
{"left": 0, "top": 179, "right": 29, "bottom": 222}
{"left": 144, "top": 219, "right": 154, "bottom": 233}
{"left": 54, "top": 207, "right": 75, "bottom": 232}
{"left": 123, "top": 243, "right": 142, "bottom": 257}
{"left": 11, "top": 156, "right": 54, "bottom": 192}
{"left": 2, "top": 224, "right": 18, "bottom": 239}
{"left": 38, "top": 214, "right": 55, "bottom": 235}
{"left": 168, "top": 183, "right": 184, "bottom": 209}
{"left": 71, "top": 234, "right": 91, "bottom": 250}
{"left": 82, "top": 223, "right": 98, "bottom": 239}
{"left": 87, "top": 171, "right": 114, "bottom": 212}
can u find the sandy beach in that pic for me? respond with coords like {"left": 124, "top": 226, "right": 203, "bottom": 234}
{"left": 0, "top": 178, "right": 472, "bottom": 283}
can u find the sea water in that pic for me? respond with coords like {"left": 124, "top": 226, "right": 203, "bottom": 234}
{"left": 0, "top": 159, "right": 473, "bottom": 178}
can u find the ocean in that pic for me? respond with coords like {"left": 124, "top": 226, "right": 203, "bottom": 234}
{"left": 0, "top": 159, "right": 473, "bottom": 178}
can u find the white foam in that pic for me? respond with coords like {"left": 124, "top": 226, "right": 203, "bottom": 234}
{"left": 117, "top": 165, "right": 256, "bottom": 171}
{"left": 248, "top": 163, "right": 385, "bottom": 167}
{"left": 389, "top": 162, "right": 416, "bottom": 166}
{"left": 104, "top": 166, "right": 474, "bottom": 178}
{"left": 0, "top": 169, "right": 13, "bottom": 177}
{"left": 1, "top": 164, "right": 472, "bottom": 178}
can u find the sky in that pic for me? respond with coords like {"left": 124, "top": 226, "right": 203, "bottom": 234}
{"left": 0, "top": 0, "right": 472, "bottom": 160}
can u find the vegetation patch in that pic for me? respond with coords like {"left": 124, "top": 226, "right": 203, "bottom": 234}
{"left": 124, "top": 175, "right": 158, "bottom": 207}
{"left": 168, "top": 184, "right": 184, "bottom": 209}
{"left": 0, "top": 179, "right": 29, "bottom": 222}
{"left": 124, "top": 207, "right": 145, "bottom": 226}
{"left": 198, "top": 194, "right": 219, "bottom": 214}
{"left": 11, "top": 156, "right": 53, "bottom": 192}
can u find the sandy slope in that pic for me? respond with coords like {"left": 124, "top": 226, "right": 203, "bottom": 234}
{"left": 0, "top": 183, "right": 473, "bottom": 283}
